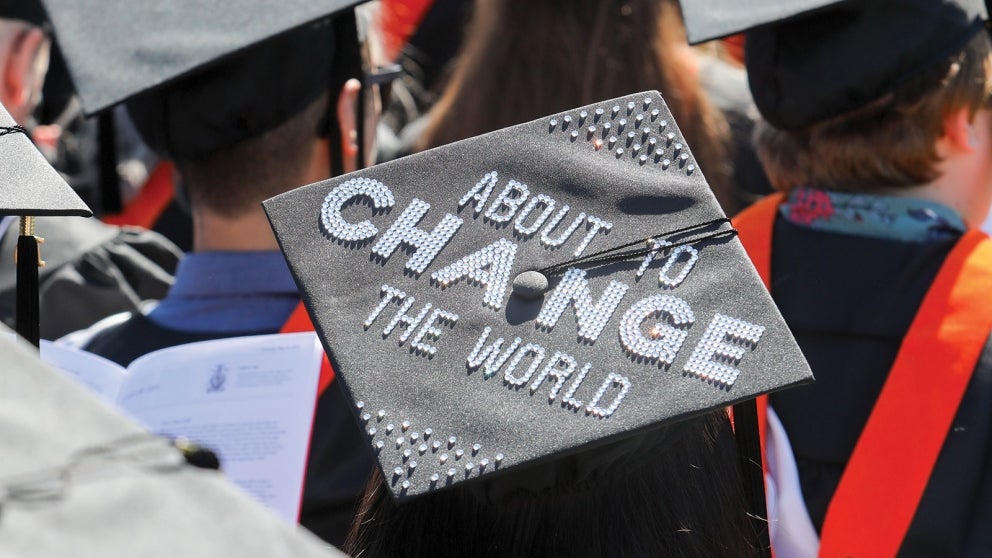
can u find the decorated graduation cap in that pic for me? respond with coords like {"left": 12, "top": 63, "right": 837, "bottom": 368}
{"left": 679, "top": 0, "right": 988, "bottom": 130}
{"left": 39, "top": 0, "right": 367, "bottom": 163}
{"left": 264, "top": 91, "right": 813, "bottom": 510}
{"left": 0, "top": 102, "right": 91, "bottom": 346}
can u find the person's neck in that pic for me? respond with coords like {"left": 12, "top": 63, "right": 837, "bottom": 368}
{"left": 192, "top": 206, "right": 280, "bottom": 252}
{"left": 189, "top": 137, "right": 336, "bottom": 253}
{"left": 885, "top": 163, "right": 980, "bottom": 227}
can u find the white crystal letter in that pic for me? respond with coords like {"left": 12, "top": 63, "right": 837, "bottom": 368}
{"left": 528, "top": 351, "right": 577, "bottom": 401}
{"left": 540, "top": 205, "right": 586, "bottom": 248}
{"left": 320, "top": 177, "right": 395, "bottom": 242}
{"left": 513, "top": 194, "right": 556, "bottom": 237}
{"left": 410, "top": 309, "right": 459, "bottom": 357}
{"left": 658, "top": 245, "right": 699, "bottom": 288}
{"left": 466, "top": 327, "right": 522, "bottom": 379}
{"left": 618, "top": 295, "right": 694, "bottom": 366}
{"left": 503, "top": 343, "right": 546, "bottom": 387}
{"left": 572, "top": 215, "right": 613, "bottom": 257}
{"left": 535, "top": 267, "right": 629, "bottom": 343}
{"left": 364, "top": 285, "right": 405, "bottom": 329}
{"left": 585, "top": 373, "right": 631, "bottom": 418}
{"left": 458, "top": 171, "right": 499, "bottom": 215}
{"left": 683, "top": 314, "right": 765, "bottom": 388}
{"left": 371, "top": 198, "right": 463, "bottom": 275}
{"left": 484, "top": 180, "right": 530, "bottom": 223}
{"left": 430, "top": 238, "right": 518, "bottom": 310}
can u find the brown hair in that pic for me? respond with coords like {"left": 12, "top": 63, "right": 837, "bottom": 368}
{"left": 418, "top": 0, "right": 736, "bottom": 213}
{"left": 755, "top": 32, "right": 992, "bottom": 194}
{"left": 177, "top": 94, "right": 328, "bottom": 219}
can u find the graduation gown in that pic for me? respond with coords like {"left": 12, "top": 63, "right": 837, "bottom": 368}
{"left": 739, "top": 200, "right": 992, "bottom": 557}
{"left": 82, "top": 298, "right": 373, "bottom": 549}
{"left": 0, "top": 215, "right": 180, "bottom": 340}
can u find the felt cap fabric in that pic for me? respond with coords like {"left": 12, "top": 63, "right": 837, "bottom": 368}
{"left": 264, "top": 91, "right": 814, "bottom": 501}
{"left": 39, "top": 0, "right": 366, "bottom": 161}
{"left": 0, "top": 102, "right": 90, "bottom": 217}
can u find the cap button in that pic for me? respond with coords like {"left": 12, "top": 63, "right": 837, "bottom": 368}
{"left": 512, "top": 270, "right": 549, "bottom": 300}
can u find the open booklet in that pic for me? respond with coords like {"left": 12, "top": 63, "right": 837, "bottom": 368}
{"left": 40, "top": 332, "right": 323, "bottom": 524}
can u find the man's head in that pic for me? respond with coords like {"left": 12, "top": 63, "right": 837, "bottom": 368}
{"left": 126, "top": 11, "right": 374, "bottom": 219}
{"left": 746, "top": 0, "right": 992, "bottom": 209}
{"left": 0, "top": 0, "right": 50, "bottom": 124}
{"left": 754, "top": 32, "right": 992, "bottom": 194}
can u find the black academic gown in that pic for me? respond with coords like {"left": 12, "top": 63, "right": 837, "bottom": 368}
{"left": 0, "top": 216, "right": 180, "bottom": 340}
{"left": 768, "top": 217, "right": 992, "bottom": 557}
{"left": 83, "top": 314, "right": 374, "bottom": 549}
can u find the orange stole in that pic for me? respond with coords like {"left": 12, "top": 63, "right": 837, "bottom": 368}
{"left": 733, "top": 194, "right": 992, "bottom": 557}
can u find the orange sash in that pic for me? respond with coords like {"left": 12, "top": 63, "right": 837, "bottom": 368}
{"left": 734, "top": 194, "right": 992, "bottom": 557}
{"left": 104, "top": 161, "right": 176, "bottom": 229}
{"left": 280, "top": 302, "right": 336, "bottom": 397}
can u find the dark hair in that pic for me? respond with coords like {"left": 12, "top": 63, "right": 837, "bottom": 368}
{"left": 418, "top": 0, "right": 735, "bottom": 213}
{"left": 755, "top": 31, "right": 992, "bottom": 193}
{"left": 176, "top": 94, "right": 330, "bottom": 218}
{"left": 346, "top": 410, "right": 762, "bottom": 557}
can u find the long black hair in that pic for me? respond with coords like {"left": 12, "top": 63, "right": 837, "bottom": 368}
{"left": 346, "top": 409, "right": 762, "bottom": 558}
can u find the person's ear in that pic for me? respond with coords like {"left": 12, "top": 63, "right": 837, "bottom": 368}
{"left": 940, "top": 107, "right": 979, "bottom": 154}
{"left": 2, "top": 27, "right": 46, "bottom": 121}
{"left": 335, "top": 78, "right": 362, "bottom": 175}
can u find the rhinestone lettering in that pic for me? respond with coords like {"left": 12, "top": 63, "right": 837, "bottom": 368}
{"left": 459, "top": 172, "right": 498, "bottom": 214}
{"left": 683, "top": 314, "right": 765, "bottom": 387}
{"left": 513, "top": 194, "right": 556, "bottom": 237}
{"left": 320, "top": 177, "right": 395, "bottom": 243}
{"left": 536, "top": 267, "right": 629, "bottom": 343}
{"left": 371, "top": 198, "right": 463, "bottom": 275}
{"left": 619, "top": 295, "right": 694, "bottom": 366}
{"left": 430, "top": 238, "right": 518, "bottom": 310}
{"left": 484, "top": 180, "right": 530, "bottom": 224}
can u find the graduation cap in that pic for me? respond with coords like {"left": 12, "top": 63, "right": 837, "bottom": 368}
{"left": 40, "top": 0, "right": 373, "bottom": 219}
{"left": 263, "top": 91, "right": 813, "bottom": 530}
{"left": 0, "top": 327, "right": 345, "bottom": 558}
{"left": 40, "top": 0, "right": 368, "bottom": 159}
{"left": 0, "top": 102, "right": 91, "bottom": 346}
{"left": 678, "top": 0, "right": 988, "bottom": 130}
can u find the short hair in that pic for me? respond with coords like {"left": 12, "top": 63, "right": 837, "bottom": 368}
{"left": 755, "top": 31, "right": 992, "bottom": 193}
{"left": 130, "top": 13, "right": 366, "bottom": 219}
{"left": 177, "top": 94, "right": 328, "bottom": 219}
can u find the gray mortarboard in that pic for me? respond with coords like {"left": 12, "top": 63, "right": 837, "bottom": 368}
{"left": 0, "top": 102, "right": 90, "bottom": 346}
{"left": 40, "top": 0, "right": 367, "bottom": 163}
{"left": 0, "top": 327, "right": 343, "bottom": 558}
{"left": 680, "top": 0, "right": 988, "bottom": 130}
{"left": 264, "top": 90, "right": 813, "bottom": 515}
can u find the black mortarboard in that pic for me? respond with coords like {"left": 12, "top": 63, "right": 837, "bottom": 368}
{"left": 680, "top": 0, "right": 988, "bottom": 130}
{"left": 0, "top": 101, "right": 90, "bottom": 346}
{"left": 264, "top": 91, "right": 814, "bottom": 504}
{"left": 0, "top": 0, "right": 47, "bottom": 28}
{"left": 40, "top": 0, "right": 366, "bottom": 161}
